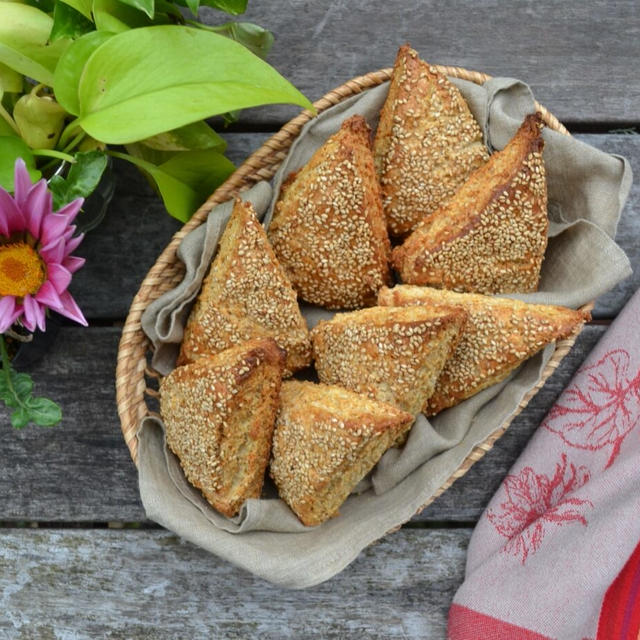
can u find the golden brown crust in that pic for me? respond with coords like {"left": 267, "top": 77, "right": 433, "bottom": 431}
{"left": 269, "top": 380, "right": 413, "bottom": 526}
{"left": 161, "top": 338, "right": 286, "bottom": 517}
{"left": 378, "top": 285, "right": 590, "bottom": 414}
{"left": 374, "top": 44, "right": 489, "bottom": 238}
{"left": 311, "top": 305, "right": 467, "bottom": 415}
{"left": 178, "top": 198, "right": 311, "bottom": 375}
{"left": 268, "top": 115, "right": 392, "bottom": 309}
{"left": 392, "top": 113, "right": 548, "bottom": 294}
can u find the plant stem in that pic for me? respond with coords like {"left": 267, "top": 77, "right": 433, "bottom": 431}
{"left": 0, "top": 335, "right": 27, "bottom": 413}
{"left": 0, "top": 103, "right": 19, "bottom": 134}
{"left": 32, "top": 149, "right": 76, "bottom": 163}
{"left": 62, "top": 131, "right": 86, "bottom": 154}
{"left": 58, "top": 119, "right": 82, "bottom": 149}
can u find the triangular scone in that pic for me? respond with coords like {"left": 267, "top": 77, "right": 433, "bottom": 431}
{"left": 268, "top": 115, "right": 392, "bottom": 309}
{"left": 374, "top": 45, "right": 489, "bottom": 237}
{"left": 270, "top": 380, "right": 413, "bottom": 526}
{"left": 378, "top": 285, "right": 589, "bottom": 415}
{"left": 311, "top": 305, "right": 467, "bottom": 415}
{"left": 161, "top": 338, "right": 285, "bottom": 518}
{"left": 392, "top": 113, "right": 548, "bottom": 294}
{"left": 178, "top": 198, "right": 311, "bottom": 376}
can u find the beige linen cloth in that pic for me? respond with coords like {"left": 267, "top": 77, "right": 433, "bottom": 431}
{"left": 139, "top": 77, "right": 632, "bottom": 588}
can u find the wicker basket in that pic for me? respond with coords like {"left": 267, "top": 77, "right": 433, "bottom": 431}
{"left": 115, "top": 66, "right": 591, "bottom": 514}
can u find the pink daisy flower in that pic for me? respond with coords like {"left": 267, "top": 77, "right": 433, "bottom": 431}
{"left": 0, "top": 158, "right": 87, "bottom": 333}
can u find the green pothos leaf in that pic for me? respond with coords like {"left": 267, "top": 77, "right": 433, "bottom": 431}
{"left": 117, "top": 0, "right": 156, "bottom": 19}
{"left": 76, "top": 26, "right": 313, "bottom": 144}
{"left": 50, "top": 1, "right": 95, "bottom": 42}
{"left": 48, "top": 150, "right": 108, "bottom": 209}
{"left": 0, "top": 136, "right": 41, "bottom": 192}
{"left": 111, "top": 148, "right": 234, "bottom": 222}
{"left": 201, "top": 0, "right": 247, "bottom": 15}
{"left": 200, "top": 21, "right": 273, "bottom": 59}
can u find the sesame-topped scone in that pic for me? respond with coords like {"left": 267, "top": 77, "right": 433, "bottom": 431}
{"left": 161, "top": 338, "right": 285, "bottom": 518}
{"left": 178, "top": 198, "right": 311, "bottom": 376}
{"left": 311, "top": 306, "right": 467, "bottom": 415}
{"left": 270, "top": 380, "right": 413, "bottom": 526}
{"left": 392, "top": 113, "right": 548, "bottom": 294}
{"left": 268, "top": 115, "right": 392, "bottom": 309}
{"left": 378, "top": 285, "right": 589, "bottom": 415}
{"left": 374, "top": 45, "right": 489, "bottom": 238}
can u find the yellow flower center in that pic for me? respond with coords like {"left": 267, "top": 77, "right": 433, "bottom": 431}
{"left": 0, "top": 243, "right": 45, "bottom": 297}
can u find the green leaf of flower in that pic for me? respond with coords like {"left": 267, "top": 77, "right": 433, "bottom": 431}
{"left": 48, "top": 150, "right": 109, "bottom": 209}
{"left": 0, "top": 337, "right": 63, "bottom": 429}
{"left": 25, "top": 396, "right": 63, "bottom": 427}
{"left": 53, "top": 30, "right": 114, "bottom": 116}
{"left": 77, "top": 26, "right": 313, "bottom": 144}
{"left": 0, "top": 4, "right": 70, "bottom": 85}
{"left": 11, "top": 372, "right": 34, "bottom": 402}
{"left": 10, "top": 407, "right": 31, "bottom": 429}
{"left": 0, "top": 136, "right": 41, "bottom": 191}
{"left": 50, "top": 1, "right": 95, "bottom": 42}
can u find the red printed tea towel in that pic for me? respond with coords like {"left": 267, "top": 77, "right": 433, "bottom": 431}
{"left": 449, "top": 288, "right": 640, "bottom": 639}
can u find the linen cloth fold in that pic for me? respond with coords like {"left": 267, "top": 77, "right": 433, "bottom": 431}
{"left": 449, "top": 287, "right": 640, "bottom": 640}
{"left": 138, "top": 76, "right": 632, "bottom": 588}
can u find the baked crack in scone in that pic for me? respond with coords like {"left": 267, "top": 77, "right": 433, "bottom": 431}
{"left": 268, "top": 115, "right": 392, "bottom": 309}
{"left": 311, "top": 306, "right": 466, "bottom": 415}
{"left": 392, "top": 113, "right": 548, "bottom": 294}
{"left": 374, "top": 44, "right": 489, "bottom": 237}
{"left": 378, "top": 285, "right": 589, "bottom": 414}
{"left": 161, "top": 338, "right": 285, "bottom": 518}
{"left": 270, "top": 380, "right": 414, "bottom": 526}
{"left": 178, "top": 198, "right": 311, "bottom": 376}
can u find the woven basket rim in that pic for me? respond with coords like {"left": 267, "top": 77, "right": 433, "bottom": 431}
{"left": 115, "top": 62, "right": 585, "bottom": 523}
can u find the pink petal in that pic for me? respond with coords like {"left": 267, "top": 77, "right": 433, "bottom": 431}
{"left": 40, "top": 212, "right": 75, "bottom": 247}
{"left": 63, "top": 255, "right": 85, "bottom": 274}
{"left": 33, "top": 300, "right": 46, "bottom": 332}
{"left": 0, "top": 296, "right": 17, "bottom": 333}
{"left": 63, "top": 225, "right": 76, "bottom": 242}
{"left": 47, "top": 263, "right": 72, "bottom": 294}
{"left": 35, "top": 280, "right": 62, "bottom": 310}
{"left": 63, "top": 233, "right": 84, "bottom": 257}
{"left": 13, "top": 158, "right": 32, "bottom": 208}
{"left": 39, "top": 237, "right": 65, "bottom": 265}
{"left": 55, "top": 197, "right": 83, "bottom": 221}
{"left": 57, "top": 290, "right": 87, "bottom": 326}
{"left": 23, "top": 179, "right": 52, "bottom": 239}
{"left": 21, "top": 295, "right": 38, "bottom": 332}
{"left": 0, "top": 189, "right": 24, "bottom": 236}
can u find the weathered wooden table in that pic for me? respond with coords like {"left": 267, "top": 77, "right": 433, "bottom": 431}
{"left": 1, "top": 2, "right": 638, "bottom": 637}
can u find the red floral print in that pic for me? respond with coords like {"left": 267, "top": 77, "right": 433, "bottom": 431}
{"left": 487, "top": 454, "right": 592, "bottom": 563}
{"left": 542, "top": 349, "right": 640, "bottom": 468}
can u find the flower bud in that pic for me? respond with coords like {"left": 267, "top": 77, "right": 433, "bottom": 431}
{"left": 14, "top": 90, "right": 67, "bottom": 150}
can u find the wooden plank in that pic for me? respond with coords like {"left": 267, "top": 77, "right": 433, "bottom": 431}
{"left": 0, "top": 325, "right": 606, "bottom": 523}
{"left": 582, "top": 134, "right": 640, "bottom": 318}
{"left": 70, "top": 133, "right": 639, "bottom": 321}
{"left": 0, "top": 527, "right": 469, "bottom": 638}
{"left": 200, "top": 0, "right": 640, "bottom": 126}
